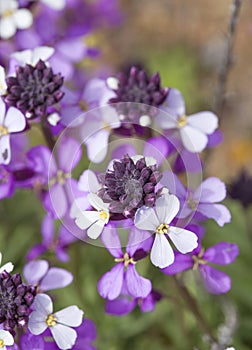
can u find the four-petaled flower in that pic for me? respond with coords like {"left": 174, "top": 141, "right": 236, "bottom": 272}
{"left": 28, "top": 293, "right": 83, "bottom": 350}
{"left": 134, "top": 193, "right": 198, "bottom": 268}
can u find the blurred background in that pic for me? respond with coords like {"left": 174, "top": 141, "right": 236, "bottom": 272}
{"left": 1, "top": 0, "right": 252, "bottom": 349}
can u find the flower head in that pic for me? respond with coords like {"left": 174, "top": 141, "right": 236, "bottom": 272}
{"left": 98, "top": 154, "right": 162, "bottom": 218}
{"left": 28, "top": 293, "right": 83, "bottom": 350}
{"left": 135, "top": 193, "right": 198, "bottom": 268}
{"left": 5, "top": 60, "right": 64, "bottom": 119}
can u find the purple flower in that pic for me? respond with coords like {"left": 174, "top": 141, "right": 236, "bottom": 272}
{"left": 0, "top": 165, "right": 15, "bottom": 200}
{"left": 162, "top": 172, "right": 231, "bottom": 226}
{"left": 162, "top": 242, "right": 239, "bottom": 294}
{"left": 23, "top": 259, "right": 73, "bottom": 292}
{"left": 0, "top": 99, "right": 26, "bottom": 165}
{"left": 98, "top": 228, "right": 152, "bottom": 300}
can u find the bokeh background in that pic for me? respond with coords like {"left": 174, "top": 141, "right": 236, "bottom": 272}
{"left": 1, "top": 0, "right": 252, "bottom": 349}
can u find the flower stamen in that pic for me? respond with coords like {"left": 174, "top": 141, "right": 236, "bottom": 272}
{"left": 156, "top": 223, "right": 169, "bottom": 234}
{"left": 0, "top": 125, "right": 8, "bottom": 137}
{"left": 46, "top": 314, "right": 57, "bottom": 327}
{"left": 177, "top": 115, "right": 187, "bottom": 128}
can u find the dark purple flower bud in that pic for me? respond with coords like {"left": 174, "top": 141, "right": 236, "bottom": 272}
{"left": 5, "top": 60, "right": 64, "bottom": 119}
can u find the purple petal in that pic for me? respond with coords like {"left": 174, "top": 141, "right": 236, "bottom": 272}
{"left": 144, "top": 136, "right": 171, "bottom": 166}
{"left": 125, "top": 265, "right": 152, "bottom": 298}
{"left": 161, "top": 170, "right": 187, "bottom": 198}
{"left": 161, "top": 252, "right": 193, "bottom": 275}
{"left": 126, "top": 227, "right": 153, "bottom": 257}
{"left": 174, "top": 148, "right": 202, "bottom": 173}
{"left": 101, "top": 227, "right": 123, "bottom": 258}
{"left": 194, "top": 177, "right": 227, "bottom": 203}
{"left": 27, "top": 145, "right": 56, "bottom": 179}
{"left": 75, "top": 319, "right": 96, "bottom": 341}
{"left": 105, "top": 297, "right": 137, "bottom": 316}
{"left": 44, "top": 183, "right": 68, "bottom": 219}
{"left": 140, "top": 293, "right": 156, "bottom": 313}
{"left": 26, "top": 244, "right": 47, "bottom": 260}
{"left": 41, "top": 215, "right": 55, "bottom": 247}
{"left": 98, "top": 264, "right": 124, "bottom": 300}
{"left": 203, "top": 242, "right": 239, "bottom": 265}
{"left": 200, "top": 265, "right": 231, "bottom": 294}
{"left": 207, "top": 130, "right": 223, "bottom": 148}
{"left": 197, "top": 203, "right": 231, "bottom": 226}
{"left": 57, "top": 137, "right": 81, "bottom": 172}
{"left": 39, "top": 267, "right": 73, "bottom": 291}
{"left": 20, "top": 332, "right": 45, "bottom": 350}
{"left": 23, "top": 260, "right": 49, "bottom": 285}
{"left": 112, "top": 144, "right": 136, "bottom": 160}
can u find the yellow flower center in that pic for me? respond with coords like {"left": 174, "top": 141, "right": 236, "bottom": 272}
{"left": 2, "top": 10, "right": 13, "bottom": 18}
{"left": 177, "top": 115, "right": 187, "bottom": 128}
{"left": 115, "top": 252, "right": 136, "bottom": 268}
{"left": 192, "top": 248, "right": 206, "bottom": 270}
{"left": 49, "top": 170, "right": 71, "bottom": 187}
{"left": 156, "top": 223, "right": 169, "bottom": 234}
{"left": 187, "top": 193, "right": 198, "bottom": 211}
{"left": 46, "top": 314, "right": 57, "bottom": 327}
{"left": 0, "top": 125, "right": 8, "bottom": 137}
{"left": 0, "top": 339, "right": 4, "bottom": 347}
{"left": 99, "top": 210, "right": 109, "bottom": 221}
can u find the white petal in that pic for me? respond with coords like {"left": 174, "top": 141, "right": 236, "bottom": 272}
{"left": 11, "top": 50, "right": 32, "bottom": 66}
{"left": 70, "top": 197, "right": 90, "bottom": 219}
{"left": 87, "top": 221, "right": 105, "bottom": 239}
{"left": 0, "top": 252, "right": 2, "bottom": 265}
{"left": 131, "top": 155, "right": 157, "bottom": 167}
{"left": 50, "top": 324, "right": 77, "bottom": 350}
{"left": 41, "top": 0, "right": 66, "bottom": 10}
{"left": 32, "top": 293, "right": 53, "bottom": 316}
{"left": 54, "top": 306, "right": 83, "bottom": 327}
{"left": 5, "top": 107, "right": 26, "bottom": 132}
{"left": 0, "top": 66, "right": 7, "bottom": 96}
{"left": 0, "top": 330, "right": 14, "bottom": 346}
{"left": 32, "top": 46, "right": 55, "bottom": 66}
{"left": 155, "top": 193, "right": 180, "bottom": 224}
{"left": 86, "top": 129, "right": 110, "bottom": 164}
{"left": 28, "top": 311, "right": 48, "bottom": 335}
{"left": 75, "top": 211, "right": 100, "bottom": 230}
{"left": 78, "top": 170, "right": 100, "bottom": 193}
{"left": 0, "top": 262, "right": 14, "bottom": 273}
{"left": 106, "top": 77, "right": 119, "bottom": 90}
{"left": 180, "top": 125, "right": 208, "bottom": 153}
{"left": 187, "top": 112, "right": 218, "bottom": 135}
{"left": 134, "top": 206, "right": 159, "bottom": 232}
{"left": 0, "top": 99, "right": 6, "bottom": 124}
{"left": 88, "top": 193, "right": 109, "bottom": 211}
{"left": 0, "top": 17, "right": 16, "bottom": 40}
{"left": 169, "top": 226, "right": 198, "bottom": 253}
{"left": 13, "top": 9, "right": 33, "bottom": 29}
{"left": 150, "top": 234, "right": 174, "bottom": 268}
{"left": 47, "top": 112, "right": 60, "bottom": 126}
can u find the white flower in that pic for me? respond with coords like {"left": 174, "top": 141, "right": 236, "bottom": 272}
{"left": 0, "top": 66, "right": 7, "bottom": 96}
{"left": 0, "top": 330, "right": 14, "bottom": 350}
{"left": 10, "top": 46, "right": 54, "bottom": 69}
{"left": 28, "top": 294, "right": 83, "bottom": 350}
{"left": 0, "top": 252, "right": 14, "bottom": 274}
{"left": 73, "top": 193, "right": 110, "bottom": 239}
{"left": 0, "top": 99, "right": 26, "bottom": 165}
{"left": 0, "top": 0, "right": 33, "bottom": 40}
{"left": 134, "top": 193, "right": 198, "bottom": 268}
{"left": 157, "top": 88, "right": 218, "bottom": 153}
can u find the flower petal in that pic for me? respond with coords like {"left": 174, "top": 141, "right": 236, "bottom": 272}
{"left": 197, "top": 203, "right": 231, "bottom": 226}
{"left": 31, "top": 293, "right": 53, "bottom": 315}
{"left": 105, "top": 297, "right": 137, "bottom": 316}
{"left": 23, "top": 260, "right": 49, "bottom": 285}
{"left": 13, "top": 9, "right": 33, "bottom": 30}
{"left": 40, "top": 267, "right": 73, "bottom": 291}
{"left": 0, "top": 17, "right": 16, "bottom": 40}
{"left": 87, "top": 221, "right": 105, "bottom": 239}
{"left": 125, "top": 264, "right": 152, "bottom": 298}
{"left": 54, "top": 306, "right": 83, "bottom": 327}
{"left": 0, "top": 262, "right": 14, "bottom": 274}
{"left": 40, "top": 0, "right": 66, "bottom": 10}
{"left": 28, "top": 310, "right": 48, "bottom": 335}
{"left": 150, "top": 234, "right": 174, "bottom": 268}
{"left": 134, "top": 206, "right": 159, "bottom": 232}
{"left": 168, "top": 226, "right": 198, "bottom": 254}
{"left": 88, "top": 193, "right": 109, "bottom": 211}
{"left": 50, "top": 324, "right": 77, "bottom": 350}
{"left": 187, "top": 112, "right": 218, "bottom": 135}
{"left": 98, "top": 263, "right": 124, "bottom": 300}
{"left": 0, "top": 135, "right": 10, "bottom": 165}
{"left": 200, "top": 265, "right": 231, "bottom": 294}
{"left": 203, "top": 242, "right": 239, "bottom": 265}
{"left": 78, "top": 170, "right": 100, "bottom": 193}
{"left": 0, "top": 66, "right": 7, "bottom": 96}
{"left": 194, "top": 177, "right": 227, "bottom": 203}
{"left": 101, "top": 228, "right": 123, "bottom": 258}
{"left": 75, "top": 211, "right": 100, "bottom": 230}
{"left": 155, "top": 193, "right": 180, "bottom": 224}
{"left": 5, "top": 107, "right": 25, "bottom": 132}
{"left": 0, "top": 330, "right": 14, "bottom": 346}
{"left": 180, "top": 125, "right": 208, "bottom": 153}
{"left": 162, "top": 252, "right": 193, "bottom": 275}
{"left": 86, "top": 129, "right": 109, "bottom": 164}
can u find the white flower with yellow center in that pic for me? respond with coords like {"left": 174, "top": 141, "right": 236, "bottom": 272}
{"left": 0, "top": 330, "right": 14, "bottom": 350}
{"left": 134, "top": 193, "right": 198, "bottom": 268}
{"left": 0, "top": 252, "right": 14, "bottom": 274}
{"left": 28, "top": 294, "right": 83, "bottom": 350}
{"left": 0, "top": 0, "right": 33, "bottom": 40}
{"left": 73, "top": 193, "right": 110, "bottom": 239}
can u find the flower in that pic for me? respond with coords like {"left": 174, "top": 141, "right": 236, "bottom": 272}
{"left": 0, "top": 330, "right": 14, "bottom": 350}
{"left": 108, "top": 66, "right": 168, "bottom": 123}
{"left": 28, "top": 293, "right": 83, "bottom": 350}
{"left": 23, "top": 259, "right": 73, "bottom": 292}
{"left": 162, "top": 172, "right": 231, "bottom": 226}
{"left": 0, "top": 0, "right": 33, "bottom": 40}
{"left": 97, "top": 154, "right": 162, "bottom": 218}
{"left": 0, "top": 271, "right": 36, "bottom": 334}
{"left": 98, "top": 227, "right": 152, "bottom": 300}
{"left": 134, "top": 193, "right": 198, "bottom": 268}
{"left": 73, "top": 193, "right": 110, "bottom": 239}
{"left": 157, "top": 88, "right": 218, "bottom": 152}
{"left": 162, "top": 242, "right": 239, "bottom": 294}
{"left": 0, "top": 98, "right": 26, "bottom": 165}
{"left": 0, "top": 252, "right": 13, "bottom": 274}
{"left": 5, "top": 60, "right": 64, "bottom": 119}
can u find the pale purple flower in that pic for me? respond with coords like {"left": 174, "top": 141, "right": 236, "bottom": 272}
{"left": 134, "top": 193, "right": 198, "bottom": 268}
{"left": 0, "top": 99, "right": 26, "bottom": 165}
{"left": 157, "top": 88, "right": 218, "bottom": 153}
{"left": 23, "top": 259, "right": 73, "bottom": 292}
{"left": 28, "top": 293, "right": 83, "bottom": 350}
{"left": 162, "top": 242, "right": 239, "bottom": 294}
{"left": 162, "top": 172, "right": 231, "bottom": 226}
{"left": 98, "top": 228, "right": 152, "bottom": 300}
